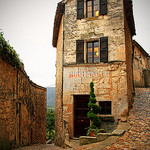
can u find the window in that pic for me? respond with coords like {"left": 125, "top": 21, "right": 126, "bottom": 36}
{"left": 86, "top": 0, "right": 99, "bottom": 17}
{"left": 87, "top": 41, "right": 100, "bottom": 63}
{"left": 99, "top": 101, "right": 111, "bottom": 115}
{"left": 76, "top": 37, "right": 108, "bottom": 64}
{"left": 77, "top": 0, "right": 107, "bottom": 19}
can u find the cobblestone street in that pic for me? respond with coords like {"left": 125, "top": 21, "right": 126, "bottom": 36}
{"left": 104, "top": 88, "right": 150, "bottom": 150}
{"left": 14, "top": 88, "right": 150, "bottom": 150}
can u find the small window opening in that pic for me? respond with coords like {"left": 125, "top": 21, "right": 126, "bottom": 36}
{"left": 99, "top": 101, "right": 111, "bottom": 115}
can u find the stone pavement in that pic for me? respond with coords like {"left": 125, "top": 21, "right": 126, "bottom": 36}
{"left": 104, "top": 88, "right": 150, "bottom": 150}
{"left": 14, "top": 88, "right": 150, "bottom": 150}
{"left": 14, "top": 144, "right": 64, "bottom": 150}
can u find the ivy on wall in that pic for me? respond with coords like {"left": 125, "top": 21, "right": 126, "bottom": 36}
{"left": 0, "top": 32, "right": 22, "bottom": 69}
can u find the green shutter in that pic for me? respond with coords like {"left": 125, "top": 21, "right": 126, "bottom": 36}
{"left": 99, "top": 0, "right": 107, "bottom": 15}
{"left": 77, "top": 0, "right": 84, "bottom": 19}
{"left": 76, "top": 40, "right": 84, "bottom": 64}
{"left": 100, "top": 37, "right": 108, "bottom": 62}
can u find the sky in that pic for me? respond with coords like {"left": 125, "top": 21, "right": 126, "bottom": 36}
{"left": 0, "top": 0, "right": 150, "bottom": 88}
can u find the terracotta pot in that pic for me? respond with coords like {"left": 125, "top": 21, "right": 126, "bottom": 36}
{"left": 89, "top": 130, "right": 95, "bottom": 137}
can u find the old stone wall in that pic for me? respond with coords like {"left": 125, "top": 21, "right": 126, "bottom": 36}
{"left": 55, "top": 17, "right": 65, "bottom": 147}
{"left": 0, "top": 57, "right": 46, "bottom": 149}
{"left": 64, "top": 0, "right": 126, "bottom": 64}
{"left": 133, "top": 45, "right": 149, "bottom": 87}
{"left": 124, "top": 8, "right": 134, "bottom": 108}
{"left": 143, "top": 70, "right": 150, "bottom": 87}
{"left": 63, "top": 62, "right": 128, "bottom": 138}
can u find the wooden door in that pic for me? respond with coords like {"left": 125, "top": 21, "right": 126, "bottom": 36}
{"left": 74, "top": 95, "right": 90, "bottom": 137}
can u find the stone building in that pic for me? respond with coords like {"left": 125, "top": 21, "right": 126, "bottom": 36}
{"left": 53, "top": 0, "right": 136, "bottom": 146}
{"left": 0, "top": 56, "right": 46, "bottom": 148}
{"left": 133, "top": 40, "right": 150, "bottom": 87}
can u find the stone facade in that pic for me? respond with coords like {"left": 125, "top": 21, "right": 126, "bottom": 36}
{"left": 0, "top": 57, "right": 46, "bottom": 149}
{"left": 133, "top": 41, "right": 150, "bottom": 87}
{"left": 63, "top": 62, "right": 128, "bottom": 137}
{"left": 53, "top": 0, "right": 135, "bottom": 146}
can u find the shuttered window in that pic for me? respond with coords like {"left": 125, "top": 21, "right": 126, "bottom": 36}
{"left": 77, "top": 0, "right": 84, "bottom": 19}
{"left": 86, "top": 0, "right": 107, "bottom": 18}
{"left": 76, "top": 40, "right": 84, "bottom": 64}
{"left": 76, "top": 38, "right": 108, "bottom": 64}
{"left": 99, "top": 0, "right": 107, "bottom": 15}
{"left": 100, "top": 37, "right": 108, "bottom": 63}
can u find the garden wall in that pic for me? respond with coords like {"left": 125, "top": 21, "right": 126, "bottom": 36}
{"left": 0, "top": 57, "right": 46, "bottom": 149}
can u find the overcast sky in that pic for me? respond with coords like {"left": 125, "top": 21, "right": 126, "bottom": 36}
{"left": 0, "top": 0, "right": 150, "bottom": 87}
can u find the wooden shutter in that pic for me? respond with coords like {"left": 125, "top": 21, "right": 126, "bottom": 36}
{"left": 77, "top": 0, "right": 84, "bottom": 19}
{"left": 76, "top": 40, "right": 84, "bottom": 64}
{"left": 99, "top": 0, "right": 107, "bottom": 15}
{"left": 100, "top": 37, "right": 108, "bottom": 62}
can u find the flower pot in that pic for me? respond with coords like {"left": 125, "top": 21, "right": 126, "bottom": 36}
{"left": 89, "top": 130, "right": 95, "bottom": 137}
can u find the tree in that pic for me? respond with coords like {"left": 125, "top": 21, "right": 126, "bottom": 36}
{"left": 87, "top": 82, "right": 101, "bottom": 134}
{"left": 46, "top": 110, "right": 55, "bottom": 140}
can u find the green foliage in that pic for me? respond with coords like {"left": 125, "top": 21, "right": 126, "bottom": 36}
{"left": 0, "top": 32, "right": 22, "bottom": 69}
{"left": 92, "top": 104, "right": 101, "bottom": 114}
{"left": 87, "top": 82, "right": 102, "bottom": 130}
{"left": 90, "top": 124, "right": 96, "bottom": 129}
{"left": 86, "top": 127, "right": 106, "bottom": 136}
{"left": 46, "top": 110, "right": 55, "bottom": 140}
{"left": 89, "top": 96, "right": 96, "bottom": 103}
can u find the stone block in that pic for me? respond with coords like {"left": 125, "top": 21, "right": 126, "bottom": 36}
{"left": 112, "top": 129, "right": 125, "bottom": 136}
{"left": 79, "top": 136, "right": 97, "bottom": 146}
{"left": 96, "top": 133, "right": 112, "bottom": 142}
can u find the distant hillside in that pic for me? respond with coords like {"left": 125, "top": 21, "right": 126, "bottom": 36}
{"left": 46, "top": 87, "right": 55, "bottom": 108}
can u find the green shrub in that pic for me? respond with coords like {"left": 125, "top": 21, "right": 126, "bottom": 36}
{"left": 87, "top": 82, "right": 102, "bottom": 133}
{"left": 46, "top": 110, "right": 55, "bottom": 140}
{"left": 0, "top": 32, "right": 22, "bottom": 69}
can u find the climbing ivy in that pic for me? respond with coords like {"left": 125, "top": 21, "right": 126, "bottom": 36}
{"left": 0, "top": 32, "right": 22, "bottom": 69}
{"left": 87, "top": 82, "right": 101, "bottom": 132}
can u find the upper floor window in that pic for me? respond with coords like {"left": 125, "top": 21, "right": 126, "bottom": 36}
{"left": 86, "top": 0, "right": 99, "bottom": 17}
{"left": 87, "top": 41, "right": 99, "bottom": 63}
{"left": 77, "top": 0, "right": 107, "bottom": 19}
{"left": 76, "top": 37, "right": 108, "bottom": 64}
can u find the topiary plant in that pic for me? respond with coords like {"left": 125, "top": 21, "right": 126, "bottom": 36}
{"left": 87, "top": 82, "right": 101, "bottom": 131}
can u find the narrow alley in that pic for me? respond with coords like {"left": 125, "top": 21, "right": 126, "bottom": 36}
{"left": 15, "top": 88, "right": 150, "bottom": 150}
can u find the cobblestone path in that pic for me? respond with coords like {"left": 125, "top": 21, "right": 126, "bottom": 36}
{"left": 14, "top": 144, "right": 64, "bottom": 150}
{"left": 104, "top": 88, "right": 150, "bottom": 150}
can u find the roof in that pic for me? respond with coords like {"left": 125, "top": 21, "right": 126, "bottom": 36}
{"left": 52, "top": 0, "right": 136, "bottom": 47}
{"left": 133, "top": 40, "right": 150, "bottom": 58}
{"left": 52, "top": 1, "right": 65, "bottom": 47}
{"left": 124, "top": 0, "right": 136, "bottom": 36}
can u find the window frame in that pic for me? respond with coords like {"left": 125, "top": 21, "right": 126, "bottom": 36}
{"left": 86, "top": 0, "right": 99, "bottom": 18}
{"left": 87, "top": 40, "right": 100, "bottom": 63}
{"left": 99, "top": 101, "right": 112, "bottom": 115}
{"left": 77, "top": 0, "right": 107, "bottom": 20}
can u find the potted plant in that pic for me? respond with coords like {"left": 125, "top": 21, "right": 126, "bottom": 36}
{"left": 87, "top": 82, "right": 102, "bottom": 136}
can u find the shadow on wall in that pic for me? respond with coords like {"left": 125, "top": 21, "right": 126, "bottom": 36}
{"left": 143, "top": 70, "right": 150, "bottom": 87}
{"left": 0, "top": 122, "right": 11, "bottom": 150}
